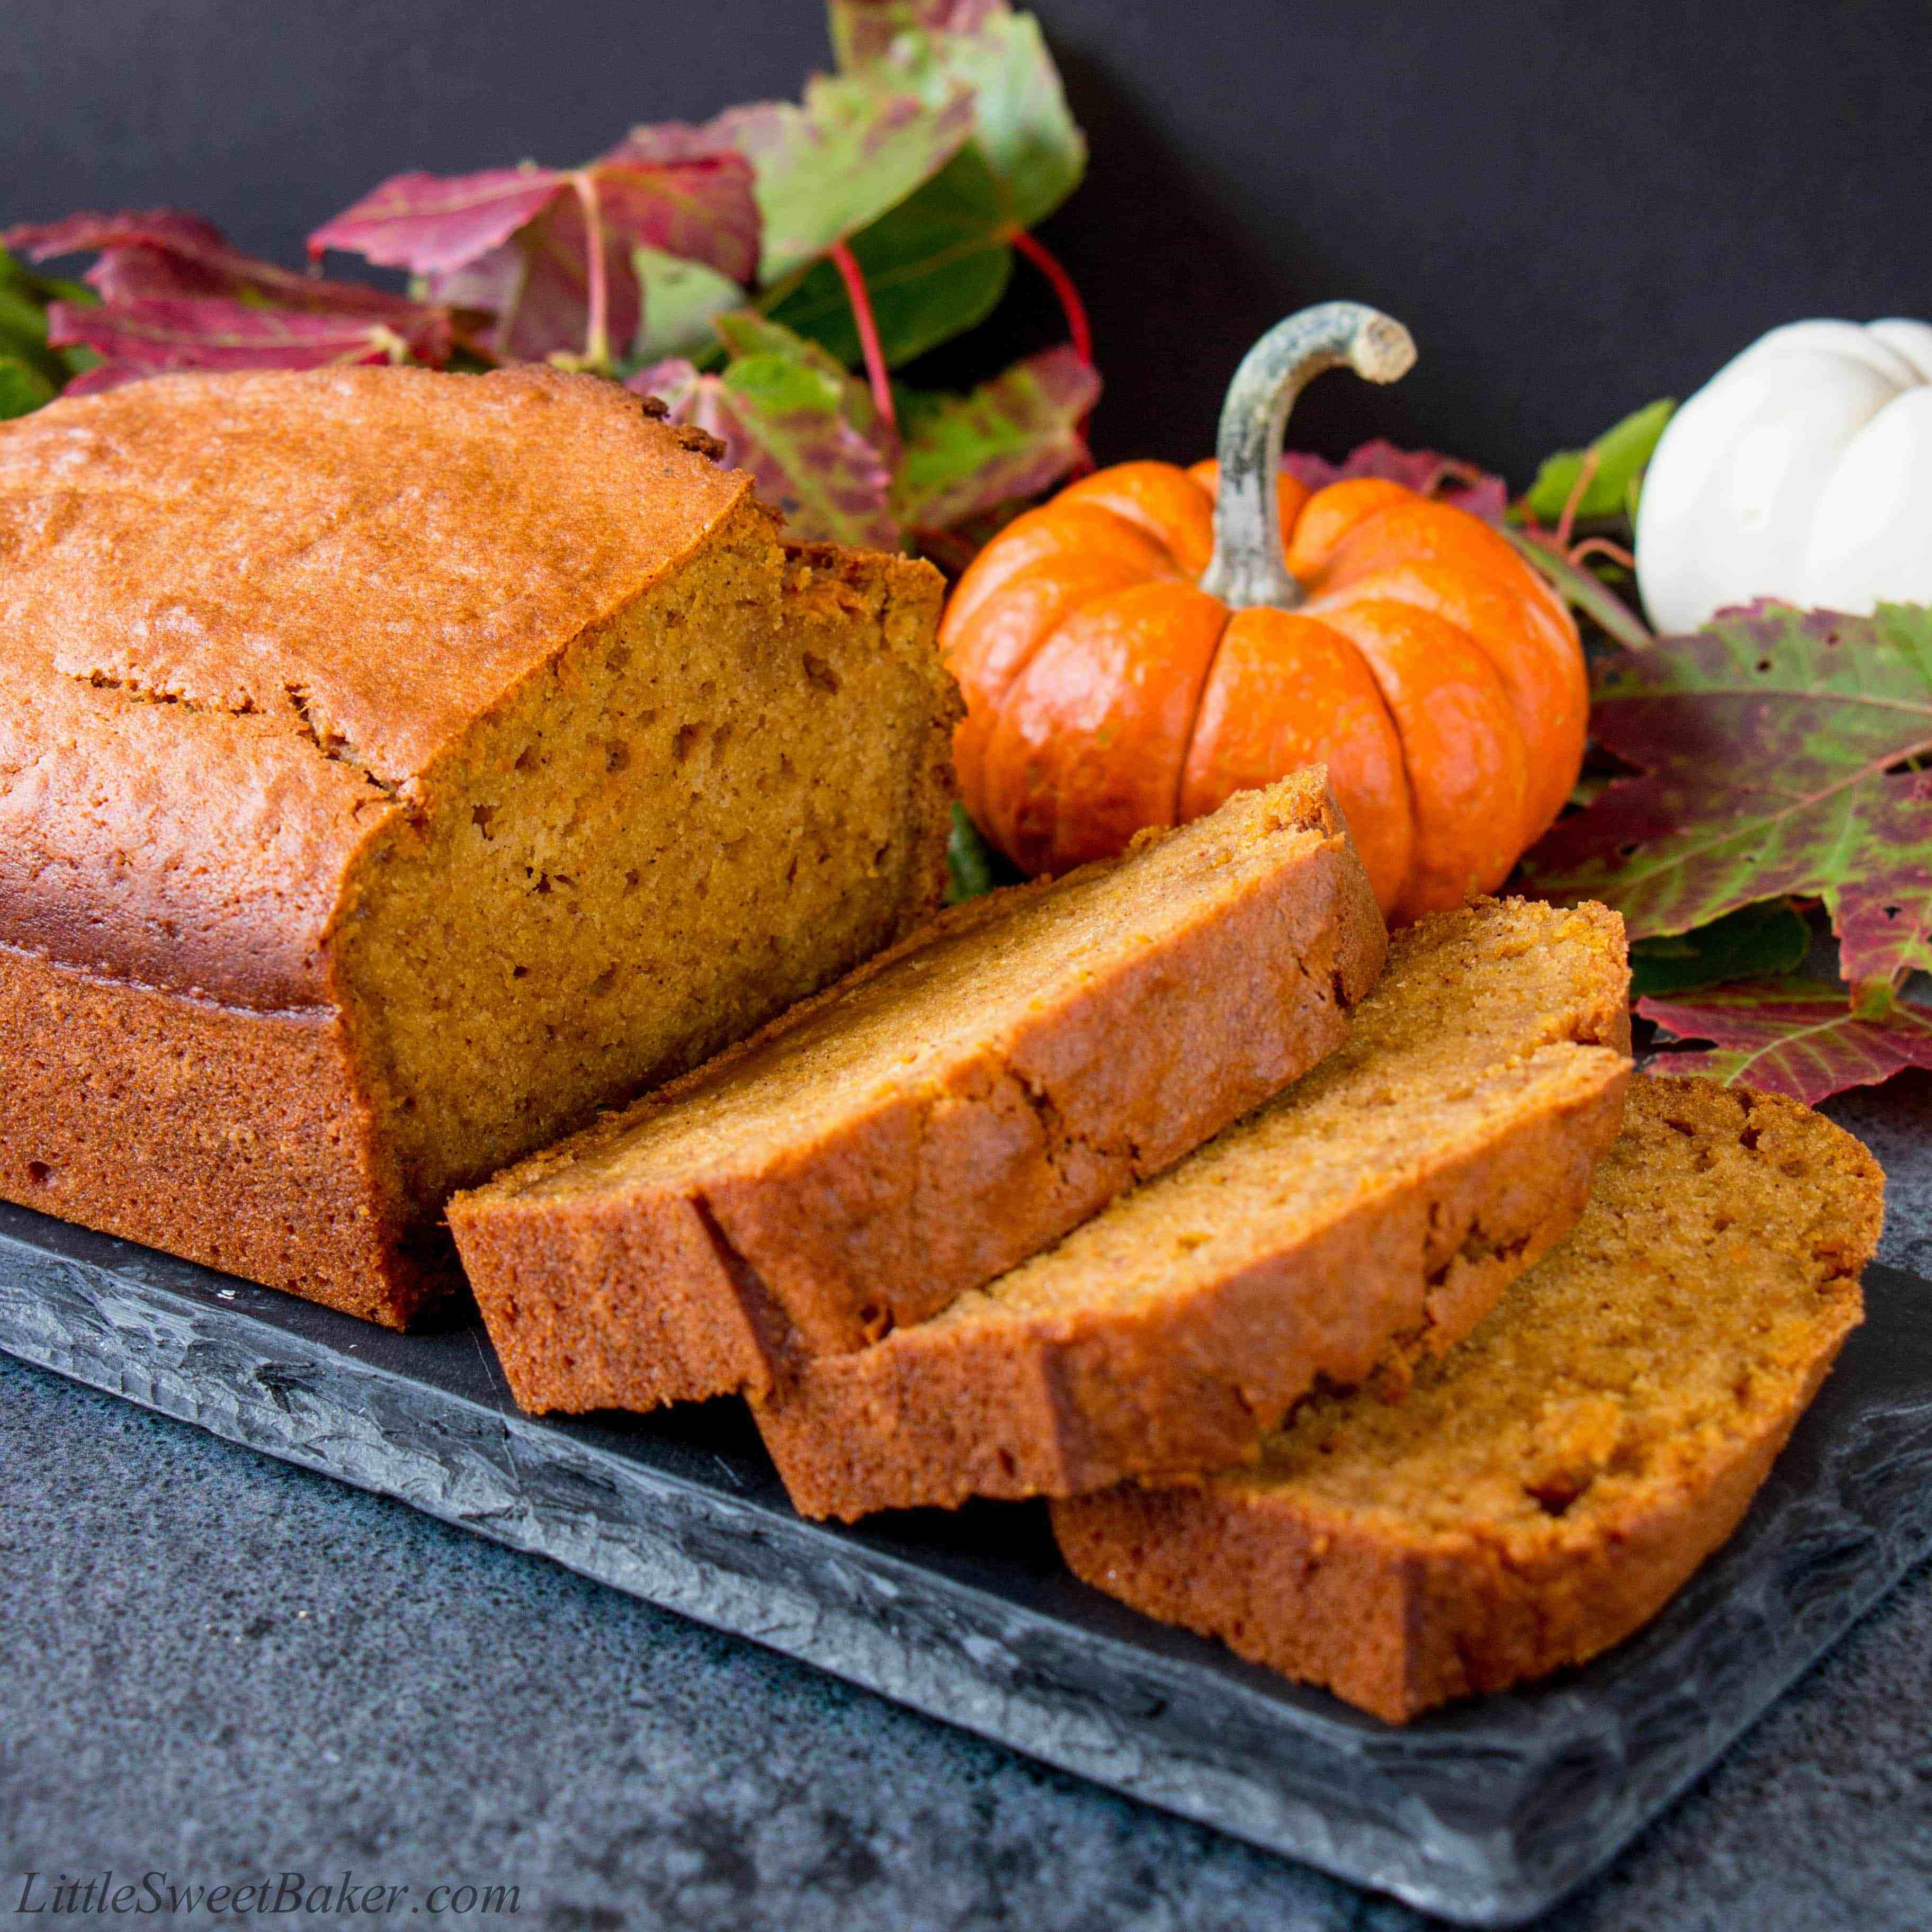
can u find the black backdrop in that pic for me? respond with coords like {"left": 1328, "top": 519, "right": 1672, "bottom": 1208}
{"left": 4, "top": 0, "right": 1927, "bottom": 478}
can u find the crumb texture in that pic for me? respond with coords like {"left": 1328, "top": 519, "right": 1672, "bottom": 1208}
{"left": 1052, "top": 1074, "right": 1885, "bottom": 1721}
{"left": 756, "top": 896, "right": 1634, "bottom": 1519}
{"left": 452, "top": 770, "right": 1387, "bottom": 1405}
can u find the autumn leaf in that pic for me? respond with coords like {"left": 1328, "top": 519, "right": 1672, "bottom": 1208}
{"left": 1518, "top": 398, "right": 1676, "bottom": 527}
{"left": 307, "top": 170, "right": 562, "bottom": 276}
{"left": 829, "top": 1, "right": 999, "bottom": 69}
{"left": 0, "top": 246, "right": 92, "bottom": 393}
{"left": 47, "top": 299, "right": 415, "bottom": 393}
{"left": 7, "top": 210, "right": 451, "bottom": 361}
{"left": 891, "top": 343, "right": 1096, "bottom": 528}
{"left": 1281, "top": 439, "right": 1508, "bottom": 525}
{"left": 1640, "top": 977, "right": 1932, "bottom": 1105}
{"left": 713, "top": 307, "right": 885, "bottom": 441}
{"left": 944, "top": 799, "right": 1017, "bottom": 903}
{"left": 713, "top": 69, "right": 975, "bottom": 284}
{"left": 765, "top": 144, "right": 1012, "bottom": 369}
{"left": 309, "top": 138, "right": 757, "bottom": 365}
{"left": 1627, "top": 899, "right": 1811, "bottom": 999}
{"left": 632, "top": 245, "right": 746, "bottom": 361}
{"left": 1520, "top": 602, "right": 1932, "bottom": 994}
{"left": 629, "top": 352, "right": 896, "bottom": 550}
{"left": 0, "top": 357, "right": 56, "bottom": 418}
{"left": 830, "top": 0, "right": 1085, "bottom": 231}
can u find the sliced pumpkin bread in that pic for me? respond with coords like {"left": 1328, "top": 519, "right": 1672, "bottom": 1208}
{"left": 756, "top": 897, "right": 1633, "bottom": 1520}
{"left": 452, "top": 770, "right": 1387, "bottom": 1413}
{"left": 1052, "top": 1075, "right": 1883, "bottom": 1723}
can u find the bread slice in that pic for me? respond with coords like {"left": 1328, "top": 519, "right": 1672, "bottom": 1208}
{"left": 452, "top": 771, "right": 1387, "bottom": 1412}
{"left": 756, "top": 897, "right": 1633, "bottom": 1520}
{"left": 1053, "top": 1075, "right": 1883, "bottom": 1723}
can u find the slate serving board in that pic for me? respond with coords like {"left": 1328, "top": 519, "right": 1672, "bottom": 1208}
{"left": 4, "top": 1198, "right": 1930, "bottom": 1927}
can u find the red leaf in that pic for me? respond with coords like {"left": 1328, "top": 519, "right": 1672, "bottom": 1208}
{"left": 596, "top": 127, "right": 762, "bottom": 285}
{"left": 1641, "top": 977, "right": 1932, "bottom": 1104}
{"left": 833, "top": 0, "right": 1001, "bottom": 67}
{"left": 310, "top": 139, "right": 759, "bottom": 366}
{"left": 629, "top": 353, "right": 897, "bottom": 550}
{"left": 47, "top": 298, "right": 413, "bottom": 390}
{"left": 1282, "top": 438, "right": 1509, "bottom": 525}
{"left": 307, "top": 168, "right": 567, "bottom": 276}
{"left": 1519, "top": 604, "right": 1932, "bottom": 994}
{"left": 892, "top": 344, "right": 1098, "bottom": 530}
{"left": 429, "top": 192, "right": 637, "bottom": 366}
{"left": 6, "top": 209, "right": 452, "bottom": 363}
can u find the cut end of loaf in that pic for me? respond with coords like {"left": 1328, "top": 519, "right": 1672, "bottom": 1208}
{"left": 1052, "top": 1074, "right": 1883, "bottom": 1722}
{"left": 452, "top": 767, "right": 1388, "bottom": 1412}
{"left": 334, "top": 521, "right": 958, "bottom": 1251}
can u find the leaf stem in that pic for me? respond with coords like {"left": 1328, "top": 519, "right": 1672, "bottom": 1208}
{"left": 1012, "top": 230, "right": 1096, "bottom": 468}
{"left": 829, "top": 239, "right": 897, "bottom": 436}
{"left": 1012, "top": 230, "right": 1093, "bottom": 364}
{"left": 1554, "top": 446, "right": 1598, "bottom": 550}
{"left": 570, "top": 171, "right": 611, "bottom": 372}
{"left": 1501, "top": 524, "right": 1654, "bottom": 651}
{"left": 1569, "top": 534, "right": 1637, "bottom": 573}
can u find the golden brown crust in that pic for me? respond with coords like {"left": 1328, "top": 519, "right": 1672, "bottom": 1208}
{"left": 0, "top": 940, "right": 439, "bottom": 1326}
{"left": 1050, "top": 1076, "right": 1883, "bottom": 1722}
{"left": 453, "top": 773, "right": 1389, "bottom": 1411}
{"left": 0, "top": 365, "right": 749, "bottom": 1005}
{"left": 0, "top": 368, "right": 956, "bottom": 1323}
{"left": 755, "top": 1049, "right": 1630, "bottom": 1517}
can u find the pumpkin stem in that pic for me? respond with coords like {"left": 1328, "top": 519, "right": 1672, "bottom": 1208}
{"left": 1200, "top": 302, "right": 1416, "bottom": 610}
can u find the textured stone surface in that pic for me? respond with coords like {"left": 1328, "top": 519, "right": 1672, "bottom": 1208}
{"left": 5, "top": 1354, "right": 1932, "bottom": 1932}
{"left": 4, "top": 1188, "right": 1932, "bottom": 1926}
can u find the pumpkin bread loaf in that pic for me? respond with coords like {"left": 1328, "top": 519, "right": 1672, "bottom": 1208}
{"left": 757, "top": 897, "right": 1633, "bottom": 1520}
{"left": 1052, "top": 1075, "right": 1883, "bottom": 1722}
{"left": 0, "top": 366, "right": 958, "bottom": 1326}
{"left": 450, "top": 771, "right": 1387, "bottom": 1412}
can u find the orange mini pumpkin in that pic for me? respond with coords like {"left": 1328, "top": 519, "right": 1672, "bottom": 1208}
{"left": 941, "top": 303, "right": 1587, "bottom": 921}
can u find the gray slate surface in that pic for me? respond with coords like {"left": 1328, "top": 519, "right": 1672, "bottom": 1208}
{"left": 5, "top": 1070, "right": 1932, "bottom": 1929}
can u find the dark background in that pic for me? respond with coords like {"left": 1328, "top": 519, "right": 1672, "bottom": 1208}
{"left": 3, "top": 0, "right": 1927, "bottom": 479}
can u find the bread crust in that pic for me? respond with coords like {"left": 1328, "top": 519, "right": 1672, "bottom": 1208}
{"left": 0, "top": 940, "right": 431, "bottom": 1323}
{"left": 1050, "top": 1077, "right": 1883, "bottom": 1722}
{"left": 1050, "top": 1344, "right": 1849, "bottom": 1724}
{"left": 452, "top": 775, "right": 1389, "bottom": 1410}
{"left": 0, "top": 368, "right": 955, "bottom": 1323}
{"left": 0, "top": 365, "right": 753, "bottom": 1006}
{"left": 755, "top": 1049, "right": 1631, "bottom": 1518}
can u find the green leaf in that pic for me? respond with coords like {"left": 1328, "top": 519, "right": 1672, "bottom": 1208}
{"left": 1519, "top": 398, "right": 1676, "bottom": 526}
{"left": 766, "top": 145, "right": 1013, "bottom": 368}
{"left": 831, "top": 2, "right": 1086, "bottom": 230}
{"left": 891, "top": 343, "right": 1097, "bottom": 529}
{"left": 1519, "top": 602, "right": 1932, "bottom": 995}
{"left": 1640, "top": 977, "right": 1932, "bottom": 1104}
{"left": 1627, "top": 900, "right": 1811, "bottom": 999}
{"left": 720, "top": 68, "right": 976, "bottom": 283}
{"left": 0, "top": 255, "right": 73, "bottom": 390}
{"left": 630, "top": 353, "right": 897, "bottom": 549}
{"left": 945, "top": 801, "right": 1020, "bottom": 902}
{"left": 0, "top": 356, "right": 56, "bottom": 419}
{"left": 632, "top": 244, "right": 746, "bottom": 362}
{"left": 713, "top": 306, "right": 882, "bottom": 440}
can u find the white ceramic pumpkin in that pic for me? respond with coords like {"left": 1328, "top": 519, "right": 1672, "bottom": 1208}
{"left": 1635, "top": 317, "right": 1932, "bottom": 634}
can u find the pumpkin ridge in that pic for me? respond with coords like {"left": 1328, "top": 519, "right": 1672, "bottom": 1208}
{"left": 1311, "top": 610, "right": 1419, "bottom": 900}
{"left": 1174, "top": 593, "right": 1240, "bottom": 829}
